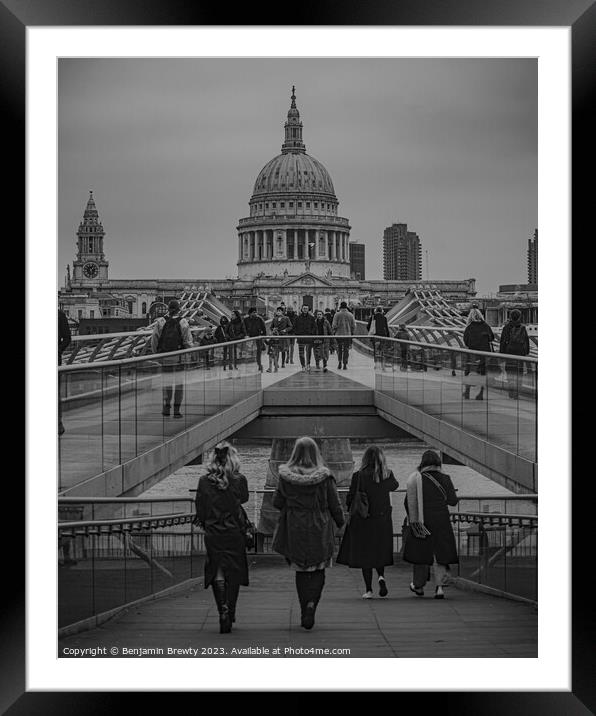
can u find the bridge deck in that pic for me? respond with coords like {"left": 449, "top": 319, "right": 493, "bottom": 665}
{"left": 59, "top": 559, "right": 536, "bottom": 658}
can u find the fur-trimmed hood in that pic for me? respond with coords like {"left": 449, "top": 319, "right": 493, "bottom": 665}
{"left": 278, "top": 464, "right": 331, "bottom": 485}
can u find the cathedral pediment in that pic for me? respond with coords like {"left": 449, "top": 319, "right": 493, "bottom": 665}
{"left": 280, "top": 272, "right": 334, "bottom": 288}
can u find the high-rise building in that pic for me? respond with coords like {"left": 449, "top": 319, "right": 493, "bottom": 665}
{"left": 349, "top": 242, "right": 365, "bottom": 280}
{"left": 527, "top": 228, "right": 538, "bottom": 285}
{"left": 383, "top": 223, "right": 422, "bottom": 281}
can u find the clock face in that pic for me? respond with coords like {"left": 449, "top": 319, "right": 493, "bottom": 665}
{"left": 83, "top": 262, "right": 99, "bottom": 279}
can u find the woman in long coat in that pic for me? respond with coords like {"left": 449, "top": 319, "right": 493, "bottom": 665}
{"left": 272, "top": 436, "right": 345, "bottom": 630}
{"left": 403, "top": 450, "right": 459, "bottom": 599}
{"left": 462, "top": 308, "right": 495, "bottom": 400}
{"left": 194, "top": 441, "right": 249, "bottom": 633}
{"left": 336, "top": 446, "right": 399, "bottom": 598}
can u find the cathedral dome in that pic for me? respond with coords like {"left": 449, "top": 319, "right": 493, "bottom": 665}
{"left": 251, "top": 152, "right": 336, "bottom": 199}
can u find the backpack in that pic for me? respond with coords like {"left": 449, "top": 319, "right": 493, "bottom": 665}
{"left": 157, "top": 316, "right": 183, "bottom": 353}
{"left": 506, "top": 324, "right": 527, "bottom": 355}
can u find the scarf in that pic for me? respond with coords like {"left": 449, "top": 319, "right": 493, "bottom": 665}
{"left": 406, "top": 465, "right": 439, "bottom": 524}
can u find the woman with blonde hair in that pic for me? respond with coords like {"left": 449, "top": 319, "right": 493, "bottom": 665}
{"left": 462, "top": 307, "right": 495, "bottom": 400}
{"left": 403, "top": 450, "right": 458, "bottom": 599}
{"left": 193, "top": 441, "right": 249, "bottom": 633}
{"left": 272, "top": 437, "right": 345, "bottom": 629}
{"left": 337, "top": 445, "right": 399, "bottom": 598}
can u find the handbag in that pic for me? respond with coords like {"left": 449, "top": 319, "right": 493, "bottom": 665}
{"left": 223, "top": 487, "right": 256, "bottom": 550}
{"left": 348, "top": 471, "right": 369, "bottom": 519}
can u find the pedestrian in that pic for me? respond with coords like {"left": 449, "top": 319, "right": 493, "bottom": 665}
{"left": 228, "top": 309, "right": 247, "bottom": 370}
{"left": 244, "top": 306, "right": 267, "bottom": 373}
{"left": 199, "top": 325, "right": 218, "bottom": 369}
{"left": 272, "top": 437, "right": 345, "bottom": 629}
{"left": 214, "top": 315, "right": 233, "bottom": 371}
{"left": 332, "top": 301, "right": 356, "bottom": 369}
{"left": 367, "top": 306, "right": 390, "bottom": 366}
{"left": 193, "top": 442, "right": 249, "bottom": 633}
{"left": 271, "top": 306, "right": 292, "bottom": 367}
{"left": 293, "top": 305, "right": 317, "bottom": 372}
{"left": 313, "top": 309, "right": 332, "bottom": 372}
{"left": 403, "top": 450, "right": 458, "bottom": 599}
{"left": 395, "top": 323, "right": 410, "bottom": 371}
{"left": 462, "top": 308, "right": 495, "bottom": 400}
{"left": 58, "top": 308, "right": 71, "bottom": 435}
{"left": 499, "top": 308, "right": 530, "bottom": 399}
{"left": 336, "top": 446, "right": 399, "bottom": 598}
{"left": 266, "top": 328, "right": 281, "bottom": 372}
{"left": 151, "top": 299, "right": 193, "bottom": 418}
{"left": 285, "top": 306, "right": 297, "bottom": 364}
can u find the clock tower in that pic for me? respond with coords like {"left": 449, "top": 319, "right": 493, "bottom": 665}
{"left": 72, "top": 191, "right": 109, "bottom": 286}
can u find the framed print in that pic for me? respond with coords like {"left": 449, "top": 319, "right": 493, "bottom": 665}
{"left": 10, "top": 0, "right": 591, "bottom": 711}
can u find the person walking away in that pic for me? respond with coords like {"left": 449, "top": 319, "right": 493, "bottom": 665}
{"left": 336, "top": 446, "right": 398, "bottom": 598}
{"left": 395, "top": 324, "right": 410, "bottom": 371}
{"left": 193, "top": 442, "right": 249, "bottom": 633}
{"left": 228, "top": 310, "right": 247, "bottom": 370}
{"left": 293, "top": 305, "right": 317, "bottom": 372}
{"left": 272, "top": 437, "right": 345, "bottom": 629}
{"left": 266, "top": 328, "right": 281, "bottom": 372}
{"left": 332, "top": 301, "right": 356, "bottom": 369}
{"left": 462, "top": 308, "right": 495, "bottom": 400}
{"left": 285, "top": 306, "right": 297, "bottom": 364}
{"left": 271, "top": 306, "right": 292, "bottom": 368}
{"left": 199, "top": 326, "right": 218, "bottom": 370}
{"left": 499, "top": 308, "right": 530, "bottom": 399}
{"left": 403, "top": 450, "right": 458, "bottom": 599}
{"left": 313, "top": 309, "right": 332, "bottom": 372}
{"left": 58, "top": 309, "right": 71, "bottom": 435}
{"left": 244, "top": 306, "right": 267, "bottom": 373}
{"left": 215, "top": 316, "right": 233, "bottom": 371}
{"left": 151, "top": 299, "right": 193, "bottom": 418}
{"left": 367, "top": 306, "right": 390, "bottom": 367}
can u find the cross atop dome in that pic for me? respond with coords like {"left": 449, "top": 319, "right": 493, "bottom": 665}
{"left": 282, "top": 85, "right": 306, "bottom": 154}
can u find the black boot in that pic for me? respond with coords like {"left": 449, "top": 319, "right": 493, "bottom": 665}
{"left": 227, "top": 582, "right": 240, "bottom": 624}
{"left": 462, "top": 385, "right": 471, "bottom": 400}
{"left": 211, "top": 579, "right": 231, "bottom": 633}
{"left": 475, "top": 387, "right": 484, "bottom": 400}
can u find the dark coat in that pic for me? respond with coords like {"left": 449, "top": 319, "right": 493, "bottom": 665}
{"left": 403, "top": 470, "right": 459, "bottom": 566}
{"left": 499, "top": 319, "right": 530, "bottom": 356}
{"left": 214, "top": 321, "right": 230, "bottom": 343}
{"left": 336, "top": 468, "right": 399, "bottom": 568}
{"left": 293, "top": 312, "right": 317, "bottom": 341}
{"left": 463, "top": 320, "right": 494, "bottom": 352}
{"left": 272, "top": 464, "right": 345, "bottom": 570}
{"left": 245, "top": 313, "right": 267, "bottom": 338}
{"left": 367, "top": 313, "right": 390, "bottom": 337}
{"left": 58, "top": 309, "right": 71, "bottom": 364}
{"left": 229, "top": 316, "right": 247, "bottom": 341}
{"left": 195, "top": 471, "right": 249, "bottom": 587}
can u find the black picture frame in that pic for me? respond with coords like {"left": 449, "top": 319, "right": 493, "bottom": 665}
{"left": 11, "top": 0, "right": 590, "bottom": 711}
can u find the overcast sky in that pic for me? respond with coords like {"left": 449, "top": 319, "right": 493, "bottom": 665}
{"left": 58, "top": 58, "right": 536, "bottom": 295}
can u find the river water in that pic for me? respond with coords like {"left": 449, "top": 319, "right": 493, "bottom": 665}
{"left": 141, "top": 439, "right": 516, "bottom": 531}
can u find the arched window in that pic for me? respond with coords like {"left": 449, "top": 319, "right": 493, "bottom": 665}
{"left": 142, "top": 301, "right": 147, "bottom": 315}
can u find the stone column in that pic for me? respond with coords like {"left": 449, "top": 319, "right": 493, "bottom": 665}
{"left": 282, "top": 228, "right": 287, "bottom": 259}
{"left": 292, "top": 229, "right": 297, "bottom": 259}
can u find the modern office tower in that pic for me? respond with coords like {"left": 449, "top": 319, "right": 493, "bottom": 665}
{"left": 383, "top": 223, "right": 422, "bottom": 281}
{"left": 527, "top": 229, "right": 538, "bottom": 285}
{"left": 349, "top": 242, "right": 365, "bottom": 280}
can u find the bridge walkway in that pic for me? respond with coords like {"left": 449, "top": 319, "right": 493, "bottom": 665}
{"left": 58, "top": 557, "right": 537, "bottom": 658}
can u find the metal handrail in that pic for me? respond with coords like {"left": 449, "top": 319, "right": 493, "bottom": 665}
{"left": 451, "top": 512, "right": 538, "bottom": 527}
{"left": 59, "top": 332, "right": 537, "bottom": 373}
{"left": 58, "top": 492, "right": 538, "bottom": 504}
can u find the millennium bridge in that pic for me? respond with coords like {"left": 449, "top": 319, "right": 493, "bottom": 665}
{"left": 58, "top": 298, "right": 537, "bottom": 658}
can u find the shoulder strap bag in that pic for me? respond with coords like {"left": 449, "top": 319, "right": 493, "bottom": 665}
{"left": 349, "top": 471, "right": 369, "bottom": 520}
{"left": 423, "top": 471, "right": 448, "bottom": 502}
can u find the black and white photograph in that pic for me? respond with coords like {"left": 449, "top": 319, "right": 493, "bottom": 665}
{"left": 55, "top": 56, "right": 540, "bottom": 660}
